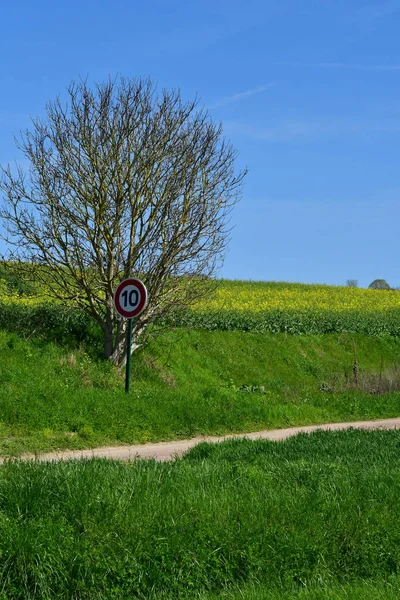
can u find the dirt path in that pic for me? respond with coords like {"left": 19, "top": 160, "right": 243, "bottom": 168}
{"left": 2, "top": 417, "right": 400, "bottom": 464}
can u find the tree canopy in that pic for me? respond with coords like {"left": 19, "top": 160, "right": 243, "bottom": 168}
{"left": 368, "top": 279, "right": 391, "bottom": 290}
{"left": 0, "top": 77, "right": 246, "bottom": 364}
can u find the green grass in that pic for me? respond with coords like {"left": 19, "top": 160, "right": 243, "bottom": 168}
{"left": 2, "top": 429, "right": 400, "bottom": 598}
{"left": 1, "top": 329, "right": 400, "bottom": 455}
{"left": 194, "top": 577, "right": 400, "bottom": 598}
{"left": 163, "top": 305, "right": 400, "bottom": 336}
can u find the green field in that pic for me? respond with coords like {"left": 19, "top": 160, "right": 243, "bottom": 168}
{"left": 2, "top": 278, "right": 400, "bottom": 337}
{"left": 1, "top": 430, "right": 400, "bottom": 598}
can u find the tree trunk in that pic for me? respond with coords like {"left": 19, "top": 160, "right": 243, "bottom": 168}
{"left": 110, "top": 331, "right": 142, "bottom": 367}
{"left": 110, "top": 333, "right": 127, "bottom": 366}
{"left": 103, "top": 312, "right": 125, "bottom": 364}
{"left": 103, "top": 326, "right": 114, "bottom": 361}
{"left": 103, "top": 315, "right": 145, "bottom": 367}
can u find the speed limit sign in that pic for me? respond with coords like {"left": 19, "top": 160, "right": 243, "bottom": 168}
{"left": 114, "top": 278, "right": 147, "bottom": 393}
{"left": 113, "top": 278, "right": 147, "bottom": 319}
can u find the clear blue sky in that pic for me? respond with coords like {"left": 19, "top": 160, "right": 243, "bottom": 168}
{"left": 1, "top": 0, "right": 399, "bottom": 288}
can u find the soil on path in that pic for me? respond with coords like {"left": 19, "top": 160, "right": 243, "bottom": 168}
{"left": 2, "top": 417, "right": 400, "bottom": 464}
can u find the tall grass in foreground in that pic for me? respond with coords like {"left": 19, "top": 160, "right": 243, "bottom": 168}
{"left": 195, "top": 577, "right": 400, "bottom": 598}
{"left": 1, "top": 429, "right": 400, "bottom": 598}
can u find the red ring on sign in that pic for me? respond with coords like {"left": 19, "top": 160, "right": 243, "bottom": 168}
{"left": 113, "top": 279, "right": 148, "bottom": 319}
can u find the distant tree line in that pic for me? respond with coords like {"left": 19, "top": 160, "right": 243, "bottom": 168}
{"left": 368, "top": 279, "right": 391, "bottom": 290}
{"left": 346, "top": 279, "right": 398, "bottom": 291}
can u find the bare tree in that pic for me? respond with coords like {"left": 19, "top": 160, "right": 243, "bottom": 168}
{"left": 0, "top": 78, "right": 246, "bottom": 365}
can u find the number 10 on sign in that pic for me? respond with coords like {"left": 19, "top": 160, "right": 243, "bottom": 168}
{"left": 113, "top": 279, "right": 148, "bottom": 392}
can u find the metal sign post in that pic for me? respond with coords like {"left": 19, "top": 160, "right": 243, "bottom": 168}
{"left": 125, "top": 318, "right": 133, "bottom": 393}
{"left": 113, "top": 278, "right": 148, "bottom": 393}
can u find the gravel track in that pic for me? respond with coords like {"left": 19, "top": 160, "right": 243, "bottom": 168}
{"left": 2, "top": 417, "right": 400, "bottom": 463}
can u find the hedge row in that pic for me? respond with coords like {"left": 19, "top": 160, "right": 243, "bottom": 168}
{"left": 159, "top": 307, "right": 400, "bottom": 336}
{"left": 0, "top": 302, "right": 101, "bottom": 347}
{"left": 2, "top": 302, "right": 400, "bottom": 343}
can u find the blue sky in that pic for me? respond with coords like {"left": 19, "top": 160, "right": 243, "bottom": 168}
{"left": 1, "top": 0, "right": 399, "bottom": 287}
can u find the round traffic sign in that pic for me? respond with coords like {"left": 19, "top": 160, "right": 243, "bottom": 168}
{"left": 113, "top": 279, "right": 148, "bottom": 319}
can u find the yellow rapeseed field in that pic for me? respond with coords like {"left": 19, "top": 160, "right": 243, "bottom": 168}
{"left": 195, "top": 280, "right": 400, "bottom": 313}
{"left": 0, "top": 280, "right": 50, "bottom": 305}
{"left": 1, "top": 278, "right": 399, "bottom": 313}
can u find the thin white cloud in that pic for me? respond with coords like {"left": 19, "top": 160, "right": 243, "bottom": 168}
{"left": 223, "top": 118, "right": 400, "bottom": 143}
{"left": 279, "top": 62, "right": 400, "bottom": 71}
{"left": 223, "top": 119, "right": 331, "bottom": 142}
{"left": 209, "top": 85, "right": 272, "bottom": 109}
{"left": 348, "top": 0, "right": 400, "bottom": 25}
{"left": 317, "top": 63, "right": 400, "bottom": 71}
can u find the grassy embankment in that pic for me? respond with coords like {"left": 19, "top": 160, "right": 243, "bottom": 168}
{"left": 2, "top": 279, "right": 400, "bottom": 597}
{"left": 1, "top": 429, "right": 400, "bottom": 598}
{"left": 1, "top": 280, "right": 400, "bottom": 455}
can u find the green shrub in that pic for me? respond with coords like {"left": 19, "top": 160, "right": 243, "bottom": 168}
{"left": 158, "top": 307, "right": 400, "bottom": 337}
{"left": 0, "top": 302, "right": 102, "bottom": 351}
{"left": 0, "top": 262, "right": 37, "bottom": 297}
